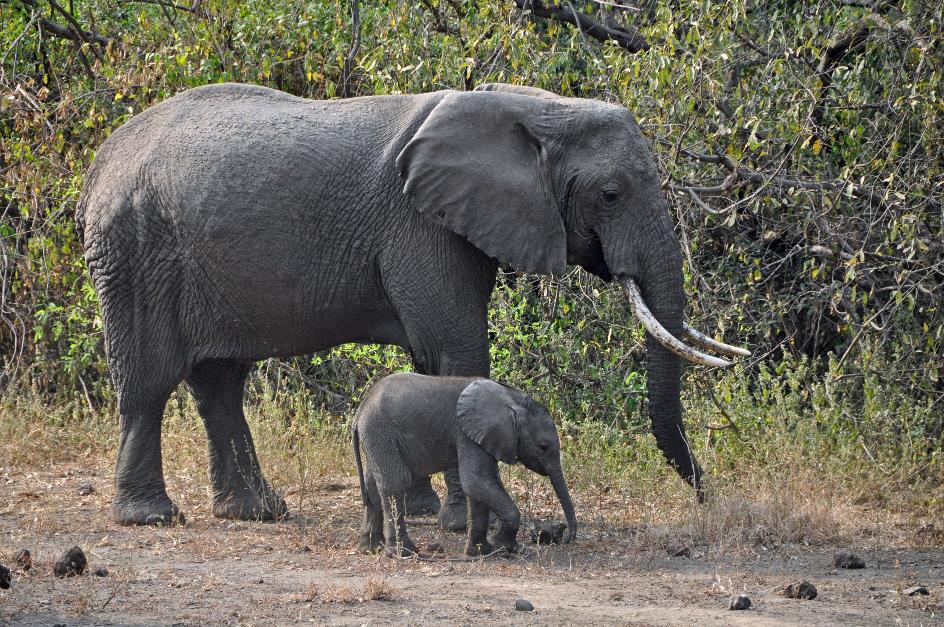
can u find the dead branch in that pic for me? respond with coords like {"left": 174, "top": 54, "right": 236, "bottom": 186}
{"left": 811, "top": 20, "right": 873, "bottom": 139}
{"left": 513, "top": 0, "right": 649, "bottom": 52}
{"left": 342, "top": 0, "right": 360, "bottom": 98}
{"left": 420, "top": 0, "right": 460, "bottom": 34}
{"left": 37, "top": 17, "right": 110, "bottom": 47}
{"left": 121, "top": 0, "right": 210, "bottom": 17}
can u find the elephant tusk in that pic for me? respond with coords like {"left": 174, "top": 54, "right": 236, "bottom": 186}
{"left": 621, "top": 278, "right": 733, "bottom": 368}
{"left": 681, "top": 323, "right": 752, "bottom": 358}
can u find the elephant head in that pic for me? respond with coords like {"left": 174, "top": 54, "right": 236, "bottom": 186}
{"left": 457, "top": 380, "right": 577, "bottom": 543}
{"left": 398, "top": 84, "right": 749, "bottom": 496}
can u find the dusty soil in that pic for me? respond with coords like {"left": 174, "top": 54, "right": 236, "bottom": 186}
{"left": 2, "top": 465, "right": 942, "bottom": 626}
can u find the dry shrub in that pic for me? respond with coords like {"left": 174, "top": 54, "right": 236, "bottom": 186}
{"left": 295, "top": 577, "right": 397, "bottom": 605}
{"left": 363, "top": 576, "right": 397, "bottom": 601}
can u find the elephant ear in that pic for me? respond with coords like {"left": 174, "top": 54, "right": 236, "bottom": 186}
{"left": 396, "top": 91, "right": 566, "bottom": 275}
{"left": 457, "top": 379, "right": 520, "bottom": 464}
{"left": 473, "top": 82, "right": 562, "bottom": 100}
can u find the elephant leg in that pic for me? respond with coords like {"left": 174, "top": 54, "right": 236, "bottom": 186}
{"left": 464, "top": 498, "right": 494, "bottom": 556}
{"left": 459, "top": 464, "right": 520, "bottom": 553}
{"left": 387, "top": 252, "right": 495, "bottom": 530}
{"left": 379, "top": 492, "right": 417, "bottom": 557}
{"left": 404, "top": 344, "right": 489, "bottom": 531}
{"left": 438, "top": 468, "right": 469, "bottom": 532}
{"left": 106, "top": 315, "right": 185, "bottom": 525}
{"left": 112, "top": 390, "right": 182, "bottom": 525}
{"left": 358, "top": 473, "right": 385, "bottom": 554}
{"left": 186, "top": 359, "right": 286, "bottom": 521}
{"left": 404, "top": 476, "right": 441, "bottom": 517}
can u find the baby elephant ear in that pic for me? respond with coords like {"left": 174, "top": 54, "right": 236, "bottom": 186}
{"left": 457, "top": 380, "right": 519, "bottom": 464}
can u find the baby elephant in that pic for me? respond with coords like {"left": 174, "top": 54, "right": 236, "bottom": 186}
{"left": 352, "top": 373, "right": 577, "bottom": 556}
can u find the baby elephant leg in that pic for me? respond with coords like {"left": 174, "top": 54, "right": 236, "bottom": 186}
{"left": 465, "top": 497, "right": 494, "bottom": 556}
{"left": 459, "top": 458, "right": 520, "bottom": 554}
{"left": 358, "top": 473, "right": 385, "bottom": 554}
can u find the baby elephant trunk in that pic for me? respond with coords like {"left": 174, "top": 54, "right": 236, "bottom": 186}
{"left": 549, "top": 465, "right": 577, "bottom": 543}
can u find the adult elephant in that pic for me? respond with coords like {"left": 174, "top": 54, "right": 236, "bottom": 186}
{"left": 77, "top": 81, "right": 747, "bottom": 526}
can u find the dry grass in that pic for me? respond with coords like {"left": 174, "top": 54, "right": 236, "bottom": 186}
{"left": 363, "top": 575, "right": 398, "bottom": 601}
{"left": 1, "top": 381, "right": 941, "bottom": 553}
{"left": 291, "top": 577, "right": 397, "bottom": 605}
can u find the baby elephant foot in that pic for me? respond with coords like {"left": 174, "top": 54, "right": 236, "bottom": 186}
{"left": 488, "top": 529, "right": 520, "bottom": 555}
{"left": 111, "top": 491, "right": 185, "bottom": 526}
{"left": 464, "top": 539, "right": 495, "bottom": 557}
{"left": 358, "top": 532, "right": 385, "bottom": 555}
{"left": 212, "top": 482, "right": 287, "bottom": 521}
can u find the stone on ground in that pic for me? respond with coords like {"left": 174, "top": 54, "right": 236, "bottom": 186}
{"left": 529, "top": 521, "right": 566, "bottom": 545}
{"left": 53, "top": 546, "right": 87, "bottom": 578}
{"left": 729, "top": 594, "right": 752, "bottom": 610}
{"left": 14, "top": 549, "right": 31, "bottom": 572}
{"left": 782, "top": 580, "right": 817, "bottom": 600}
{"left": 832, "top": 551, "right": 866, "bottom": 569}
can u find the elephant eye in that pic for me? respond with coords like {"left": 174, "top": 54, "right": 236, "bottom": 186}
{"left": 601, "top": 188, "right": 620, "bottom": 203}
{"left": 539, "top": 443, "right": 549, "bottom": 453}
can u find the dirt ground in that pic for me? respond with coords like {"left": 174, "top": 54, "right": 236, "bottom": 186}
{"left": 2, "top": 464, "right": 942, "bottom": 626}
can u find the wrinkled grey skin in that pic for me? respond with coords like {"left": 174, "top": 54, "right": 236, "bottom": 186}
{"left": 353, "top": 373, "right": 576, "bottom": 556}
{"left": 77, "top": 81, "right": 701, "bottom": 527}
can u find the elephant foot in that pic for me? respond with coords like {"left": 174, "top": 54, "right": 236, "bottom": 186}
{"left": 358, "top": 532, "right": 385, "bottom": 555}
{"left": 439, "top": 493, "right": 468, "bottom": 533}
{"left": 212, "top": 482, "right": 287, "bottom": 521}
{"left": 465, "top": 540, "right": 494, "bottom": 557}
{"left": 383, "top": 541, "right": 418, "bottom": 558}
{"left": 405, "top": 481, "right": 441, "bottom": 516}
{"left": 111, "top": 494, "right": 185, "bottom": 526}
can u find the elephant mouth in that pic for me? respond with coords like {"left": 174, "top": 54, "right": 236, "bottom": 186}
{"left": 567, "top": 230, "right": 612, "bottom": 280}
{"left": 619, "top": 277, "right": 751, "bottom": 368}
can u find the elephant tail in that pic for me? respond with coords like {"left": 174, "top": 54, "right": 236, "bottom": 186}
{"left": 352, "top": 423, "right": 369, "bottom": 506}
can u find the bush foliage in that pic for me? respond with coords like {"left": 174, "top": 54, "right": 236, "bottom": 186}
{"left": 1, "top": 1, "right": 942, "bottom": 483}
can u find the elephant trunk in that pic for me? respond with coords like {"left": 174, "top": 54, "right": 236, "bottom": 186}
{"left": 631, "top": 219, "right": 704, "bottom": 497}
{"left": 549, "top": 464, "right": 577, "bottom": 543}
{"left": 596, "top": 190, "right": 748, "bottom": 500}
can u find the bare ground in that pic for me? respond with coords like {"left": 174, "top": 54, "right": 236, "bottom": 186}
{"left": 2, "top": 463, "right": 942, "bottom": 626}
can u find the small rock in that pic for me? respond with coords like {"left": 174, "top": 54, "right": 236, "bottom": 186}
{"left": 94, "top": 567, "right": 109, "bottom": 577}
{"left": 529, "top": 521, "right": 566, "bottom": 545}
{"left": 782, "top": 580, "right": 817, "bottom": 600}
{"left": 729, "top": 594, "right": 752, "bottom": 610}
{"left": 0, "top": 564, "right": 10, "bottom": 589}
{"left": 903, "top": 585, "right": 929, "bottom": 596}
{"left": 514, "top": 599, "right": 534, "bottom": 612}
{"left": 667, "top": 543, "right": 691, "bottom": 558}
{"left": 14, "top": 549, "right": 31, "bottom": 572}
{"left": 77, "top": 483, "right": 95, "bottom": 496}
{"left": 832, "top": 551, "right": 865, "bottom": 569}
{"left": 53, "top": 546, "right": 87, "bottom": 578}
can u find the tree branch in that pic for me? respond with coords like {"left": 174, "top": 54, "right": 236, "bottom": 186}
{"left": 811, "top": 20, "right": 872, "bottom": 138}
{"left": 342, "top": 0, "right": 360, "bottom": 98}
{"left": 37, "top": 17, "right": 110, "bottom": 47}
{"left": 514, "top": 0, "right": 649, "bottom": 52}
{"left": 121, "top": 0, "right": 211, "bottom": 18}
